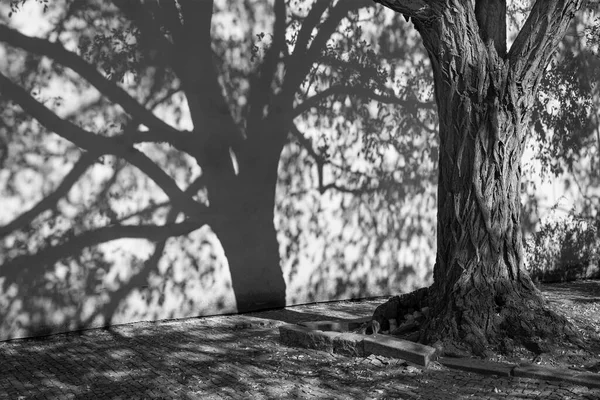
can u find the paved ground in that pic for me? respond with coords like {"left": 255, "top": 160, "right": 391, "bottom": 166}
{"left": 1, "top": 298, "right": 599, "bottom": 399}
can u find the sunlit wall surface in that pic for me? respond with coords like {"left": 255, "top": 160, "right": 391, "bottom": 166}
{"left": 0, "top": 0, "right": 597, "bottom": 340}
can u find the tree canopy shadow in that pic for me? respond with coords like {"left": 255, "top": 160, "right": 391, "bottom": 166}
{"left": 0, "top": 0, "right": 598, "bottom": 342}
{"left": 0, "top": 0, "right": 437, "bottom": 340}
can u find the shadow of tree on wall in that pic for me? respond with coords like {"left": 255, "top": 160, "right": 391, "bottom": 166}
{"left": 0, "top": 0, "right": 437, "bottom": 340}
{"left": 521, "top": 8, "right": 600, "bottom": 234}
{"left": 0, "top": 0, "right": 597, "bottom": 341}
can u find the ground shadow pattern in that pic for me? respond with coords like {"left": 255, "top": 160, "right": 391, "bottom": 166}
{"left": 0, "top": 0, "right": 598, "bottom": 341}
{"left": 1, "top": 297, "right": 598, "bottom": 399}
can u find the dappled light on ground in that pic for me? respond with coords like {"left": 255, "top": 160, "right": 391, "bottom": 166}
{"left": 1, "top": 297, "right": 598, "bottom": 399}
{"left": 0, "top": 0, "right": 598, "bottom": 343}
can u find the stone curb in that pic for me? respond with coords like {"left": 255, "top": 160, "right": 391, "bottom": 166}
{"left": 439, "top": 357, "right": 600, "bottom": 389}
{"left": 279, "top": 322, "right": 600, "bottom": 389}
{"left": 298, "top": 317, "right": 371, "bottom": 333}
{"left": 438, "top": 357, "right": 513, "bottom": 377}
{"left": 364, "top": 334, "right": 436, "bottom": 366}
{"left": 279, "top": 323, "right": 436, "bottom": 367}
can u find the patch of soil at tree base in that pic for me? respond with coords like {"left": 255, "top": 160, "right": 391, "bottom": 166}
{"left": 508, "top": 280, "right": 600, "bottom": 374}
{"left": 373, "top": 280, "right": 600, "bottom": 374}
{"left": 355, "top": 291, "right": 430, "bottom": 343}
{"left": 489, "top": 281, "right": 600, "bottom": 374}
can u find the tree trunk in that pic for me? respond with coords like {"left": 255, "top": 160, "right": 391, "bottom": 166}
{"left": 421, "top": 34, "right": 580, "bottom": 358}
{"left": 214, "top": 205, "right": 286, "bottom": 313}
{"left": 425, "top": 91, "right": 581, "bottom": 355}
{"left": 210, "top": 118, "right": 287, "bottom": 313}
{"left": 182, "top": 27, "right": 288, "bottom": 313}
{"left": 373, "top": 0, "right": 585, "bottom": 357}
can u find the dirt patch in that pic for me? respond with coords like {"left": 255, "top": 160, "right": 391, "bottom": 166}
{"left": 306, "top": 280, "right": 600, "bottom": 375}
{"left": 471, "top": 280, "right": 600, "bottom": 373}
{"left": 251, "top": 280, "right": 600, "bottom": 374}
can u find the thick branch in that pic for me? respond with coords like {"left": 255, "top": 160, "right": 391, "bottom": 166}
{"left": 246, "top": 0, "right": 287, "bottom": 132}
{"left": 372, "top": 0, "right": 436, "bottom": 22}
{"left": 475, "top": 0, "right": 507, "bottom": 57}
{"left": 0, "top": 24, "right": 180, "bottom": 137}
{"left": 293, "top": 84, "right": 434, "bottom": 117}
{"left": 0, "top": 147, "right": 205, "bottom": 241}
{"left": 508, "top": 0, "right": 584, "bottom": 84}
{"left": 133, "top": 128, "right": 192, "bottom": 154}
{"left": 0, "top": 72, "right": 206, "bottom": 220}
{"left": 177, "top": 0, "right": 212, "bottom": 50}
{"left": 172, "top": 0, "right": 244, "bottom": 163}
{"left": 290, "top": 0, "right": 331, "bottom": 60}
{"left": 2, "top": 221, "right": 202, "bottom": 276}
{"left": 156, "top": 0, "right": 186, "bottom": 48}
{"left": 280, "top": 0, "right": 372, "bottom": 107}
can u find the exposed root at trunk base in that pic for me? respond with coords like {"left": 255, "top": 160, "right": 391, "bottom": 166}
{"left": 371, "top": 283, "right": 586, "bottom": 359}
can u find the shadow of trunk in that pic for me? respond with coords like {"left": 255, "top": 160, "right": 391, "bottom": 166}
{"left": 214, "top": 208, "right": 286, "bottom": 312}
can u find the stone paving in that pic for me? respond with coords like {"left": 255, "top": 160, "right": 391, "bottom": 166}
{"left": 0, "top": 298, "right": 599, "bottom": 399}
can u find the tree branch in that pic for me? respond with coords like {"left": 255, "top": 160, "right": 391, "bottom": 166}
{"left": 169, "top": 0, "right": 244, "bottom": 163}
{"left": 115, "top": 175, "right": 206, "bottom": 224}
{"left": 289, "top": 123, "right": 383, "bottom": 196}
{"left": 508, "top": 0, "right": 584, "bottom": 84}
{"left": 289, "top": 123, "right": 327, "bottom": 191}
{"left": 290, "top": 0, "right": 331, "bottom": 60}
{"left": 2, "top": 221, "right": 202, "bottom": 277}
{"left": 0, "top": 24, "right": 181, "bottom": 137}
{"left": 111, "top": 0, "right": 184, "bottom": 78}
{"left": 246, "top": 0, "right": 287, "bottom": 132}
{"left": 292, "top": 84, "right": 434, "bottom": 117}
{"left": 0, "top": 71, "right": 206, "bottom": 220}
{"left": 319, "top": 182, "right": 381, "bottom": 195}
{"left": 280, "top": 0, "right": 372, "bottom": 107}
{"left": 114, "top": 0, "right": 241, "bottom": 199}
{"left": 372, "top": 0, "right": 436, "bottom": 22}
{"left": 289, "top": 123, "right": 325, "bottom": 164}
{"left": 289, "top": 122, "right": 382, "bottom": 180}
{"left": 156, "top": 0, "right": 186, "bottom": 49}
{"left": 0, "top": 152, "right": 97, "bottom": 239}
{"left": 145, "top": 85, "right": 182, "bottom": 111}
{"left": 475, "top": 0, "right": 507, "bottom": 57}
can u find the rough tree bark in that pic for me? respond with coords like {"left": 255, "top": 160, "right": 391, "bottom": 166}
{"left": 374, "top": 0, "right": 586, "bottom": 355}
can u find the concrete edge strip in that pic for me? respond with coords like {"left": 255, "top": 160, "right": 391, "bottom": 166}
{"left": 438, "top": 357, "right": 600, "bottom": 389}
{"left": 511, "top": 364, "right": 600, "bottom": 389}
{"left": 437, "top": 357, "right": 513, "bottom": 377}
{"left": 279, "top": 323, "right": 600, "bottom": 390}
{"left": 279, "top": 323, "right": 436, "bottom": 367}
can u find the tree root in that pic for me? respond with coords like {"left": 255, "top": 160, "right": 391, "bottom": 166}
{"left": 371, "top": 284, "right": 586, "bottom": 359}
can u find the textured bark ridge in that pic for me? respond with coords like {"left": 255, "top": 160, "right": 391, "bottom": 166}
{"left": 374, "top": 0, "right": 586, "bottom": 356}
